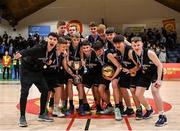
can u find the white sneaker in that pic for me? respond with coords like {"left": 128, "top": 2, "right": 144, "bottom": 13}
{"left": 114, "top": 107, "right": 122, "bottom": 121}
{"left": 52, "top": 107, "right": 65, "bottom": 118}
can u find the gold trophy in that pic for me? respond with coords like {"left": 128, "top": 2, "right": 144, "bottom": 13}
{"left": 72, "top": 61, "right": 82, "bottom": 84}
{"left": 102, "top": 65, "right": 115, "bottom": 77}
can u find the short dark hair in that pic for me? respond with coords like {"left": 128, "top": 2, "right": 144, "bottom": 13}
{"left": 105, "top": 27, "right": 115, "bottom": 34}
{"left": 93, "top": 41, "right": 104, "bottom": 51}
{"left": 81, "top": 40, "right": 91, "bottom": 46}
{"left": 48, "top": 32, "right": 58, "bottom": 39}
{"left": 131, "top": 37, "right": 142, "bottom": 43}
{"left": 89, "top": 21, "right": 97, "bottom": 27}
{"left": 57, "top": 20, "right": 66, "bottom": 28}
{"left": 58, "top": 37, "right": 67, "bottom": 44}
{"left": 63, "top": 35, "right": 71, "bottom": 41}
{"left": 113, "top": 34, "right": 124, "bottom": 43}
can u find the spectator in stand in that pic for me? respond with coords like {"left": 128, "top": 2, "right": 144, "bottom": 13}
{"left": 2, "top": 51, "right": 11, "bottom": 79}
{"left": 0, "top": 41, "right": 5, "bottom": 58}
{"left": 159, "top": 46, "right": 167, "bottom": 63}
{"left": 9, "top": 43, "right": 14, "bottom": 57}
{"left": 159, "top": 34, "right": 166, "bottom": 47}
{"left": 176, "top": 56, "right": 180, "bottom": 63}
{"left": 3, "top": 31, "right": 8, "bottom": 44}
{"left": 161, "top": 27, "right": 167, "bottom": 38}
{"left": 13, "top": 53, "right": 20, "bottom": 79}
{"left": 0, "top": 36, "right": 3, "bottom": 45}
{"left": 27, "top": 35, "right": 34, "bottom": 48}
{"left": 157, "top": 46, "right": 161, "bottom": 55}
{"left": 32, "top": 33, "right": 40, "bottom": 46}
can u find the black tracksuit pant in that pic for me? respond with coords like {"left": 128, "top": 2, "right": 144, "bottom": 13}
{"left": 20, "top": 68, "right": 48, "bottom": 117}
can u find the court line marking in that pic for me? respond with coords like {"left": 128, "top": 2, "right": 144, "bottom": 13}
{"left": 84, "top": 119, "right": 91, "bottom": 131}
{"left": 0, "top": 83, "right": 20, "bottom": 85}
{"left": 66, "top": 114, "right": 77, "bottom": 131}
{"left": 124, "top": 117, "right": 132, "bottom": 131}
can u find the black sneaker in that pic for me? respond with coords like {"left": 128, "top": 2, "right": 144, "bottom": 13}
{"left": 143, "top": 108, "right": 154, "bottom": 119}
{"left": 61, "top": 106, "right": 68, "bottom": 114}
{"left": 136, "top": 109, "right": 143, "bottom": 120}
{"left": 38, "top": 113, "right": 54, "bottom": 122}
{"left": 67, "top": 105, "right": 75, "bottom": 115}
{"left": 122, "top": 107, "right": 134, "bottom": 116}
{"left": 155, "top": 115, "right": 168, "bottom": 127}
{"left": 96, "top": 105, "right": 103, "bottom": 114}
{"left": 83, "top": 103, "right": 91, "bottom": 112}
{"left": 119, "top": 105, "right": 124, "bottom": 116}
{"left": 69, "top": 105, "right": 75, "bottom": 112}
{"left": 19, "top": 116, "right": 28, "bottom": 127}
{"left": 79, "top": 105, "right": 86, "bottom": 116}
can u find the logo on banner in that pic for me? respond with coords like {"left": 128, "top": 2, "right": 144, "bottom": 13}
{"left": 67, "top": 20, "right": 83, "bottom": 33}
{"left": 162, "top": 19, "right": 176, "bottom": 32}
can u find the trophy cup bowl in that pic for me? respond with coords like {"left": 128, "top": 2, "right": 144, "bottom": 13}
{"left": 72, "top": 61, "right": 82, "bottom": 84}
{"left": 102, "top": 65, "right": 115, "bottom": 77}
{"left": 74, "top": 61, "right": 81, "bottom": 70}
{"left": 73, "top": 75, "right": 82, "bottom": 85}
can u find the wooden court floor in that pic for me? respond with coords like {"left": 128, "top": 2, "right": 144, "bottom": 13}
{"left": 0, "top": 80, "right": 179, "bottom": 131}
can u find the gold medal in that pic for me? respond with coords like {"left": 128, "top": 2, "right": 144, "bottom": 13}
{"left": 130, "top": 72, "right": 136, "bottom": 77}
{"left": 43, "top": 65, "right": 47, "bottom": 69}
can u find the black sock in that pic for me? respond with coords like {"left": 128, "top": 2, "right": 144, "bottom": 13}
{"left": 115, "top": 104, "right": 120, "bottom": 108}
{"left": 83, "top": 103, "right": 86, "bottom": 106}
{"left": 136, "top": 106, "right": 142, "bottom": 111}
{"left": 96, "top": 104, "right": 101, "bottom": 109}
{"left": 119, "top": 102, "right": 124, "bottom": 111}
{"left": 64, "top": 100, "right": 68, "bottom": 107}
{"left": 79, "top": 99, "right": 83, "bottom": 106}
{"left": 119, "top": 101, "right": 123, "bottom": 107}
{"left": 107, "top": 103, "right": 112, "bottom": 107}
{"left": 69, "top": 100, "right": 74, "bottom": 107}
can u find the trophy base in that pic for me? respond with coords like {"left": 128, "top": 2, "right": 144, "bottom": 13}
{"left": 73, "top": 75, "right": 82, "bottom": 85}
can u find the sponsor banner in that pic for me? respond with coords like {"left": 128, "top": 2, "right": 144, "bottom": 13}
{"left": 28, "top": 25, "right": 50, "bottom": 36}
{"left": 163, "top": 63, "right": 180, "bottom": 80}
{"left": 122, "top": 24, "right": 146, "bottom": 34}
{"left": 162, "top": 19, "right": 176, "bottom": 32}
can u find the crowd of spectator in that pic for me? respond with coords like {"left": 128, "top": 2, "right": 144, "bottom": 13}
{"left": 124, "top": 27, "right": 178, "bottom": 63}
{"left": 0, "top": 31, "right": 45, "bottom": 80}
{"left": 0, "top": 31, "right": 47, "bottom": 59}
